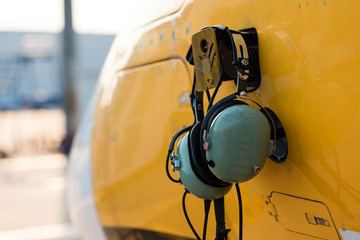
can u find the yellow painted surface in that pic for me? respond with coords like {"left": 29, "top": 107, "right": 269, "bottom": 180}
{"left": 92, "top": 0, "right": 360, "bottom": 239}
{"left": 269, "top": 192, "right": 339, "bottom": 239}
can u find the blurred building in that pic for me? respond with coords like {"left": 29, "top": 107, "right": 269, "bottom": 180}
{"left": 0, "top": 31, "right": 115, "bottom": 156}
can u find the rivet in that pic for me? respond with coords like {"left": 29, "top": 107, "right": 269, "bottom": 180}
{"left": 253, "top": 164, "right": 261, "bottom": 174}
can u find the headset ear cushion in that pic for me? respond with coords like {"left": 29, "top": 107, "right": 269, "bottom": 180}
{"left": 188, "top": 122, "right": 230, "bottom": 187}
{"left": 260, "top": 107, "right": 288, "bottom": 163}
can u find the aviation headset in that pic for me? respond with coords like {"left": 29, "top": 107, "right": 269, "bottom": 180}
{"left": 166, "top": 26, "right": 288, "bottom": 200}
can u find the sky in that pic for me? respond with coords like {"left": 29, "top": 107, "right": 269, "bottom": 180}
{"left": 0, "top": 0, "right": 128, "bottom": 34}
{"left": 0, "top": 0, "right": 184, "bottom": 35}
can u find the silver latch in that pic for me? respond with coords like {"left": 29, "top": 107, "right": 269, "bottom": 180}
{"left": 171, "top": 152, "right": 180, "bottom": 171}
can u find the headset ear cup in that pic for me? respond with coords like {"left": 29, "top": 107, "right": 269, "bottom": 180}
{"left": 204, "top": 104, "right": 271, "bottom": 183}
{"left": 177, "top": 132, "right": 232, "bottom": 200}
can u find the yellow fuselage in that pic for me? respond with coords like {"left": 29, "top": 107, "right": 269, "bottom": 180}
{"left": 92, "top": 0, "right": 360, "bottom": 239}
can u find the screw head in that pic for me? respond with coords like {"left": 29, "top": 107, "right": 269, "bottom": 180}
{"left": 253, "top": 164, "right": 261, "bottom": 174}
{"left": 241, "top": 58, "right": 249, "bottom": 66}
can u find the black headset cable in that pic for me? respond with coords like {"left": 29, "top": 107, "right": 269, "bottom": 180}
{"left": 202, "top": 200, "right": 211, "bottom": 240}
{"left": 182, "top": 190, "right": 201, "bottom": 240}
{"left": 206, "top": 90, "right": 211, "bottom": 102}
{"left": 207, "top": 62, "right": 224, "bottom": 112}
{"left": 235, "top": 183, "right": 243, "bottom": 240}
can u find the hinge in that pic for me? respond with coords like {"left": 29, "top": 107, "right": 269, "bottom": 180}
{"left": 266, "top": 196, "right": 279, "bottom": 222}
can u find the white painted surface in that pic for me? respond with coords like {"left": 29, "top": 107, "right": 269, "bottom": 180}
{"left": 340, "top": 228, "right": 360, "bottom": 240}
{"left": 0, "top": 223, "right": 79, "bottom": 240}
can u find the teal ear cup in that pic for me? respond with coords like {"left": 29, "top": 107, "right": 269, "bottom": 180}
{"left": 204, "top": 104, "right": 271, "bottom": 183}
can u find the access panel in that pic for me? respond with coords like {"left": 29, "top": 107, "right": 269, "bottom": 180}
{"left": 269, "top": 192, "right": 340, "bottom": 240}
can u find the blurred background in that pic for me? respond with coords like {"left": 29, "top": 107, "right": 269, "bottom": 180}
{"left": 0, "top": 0, "right": 125, "bottom": 239}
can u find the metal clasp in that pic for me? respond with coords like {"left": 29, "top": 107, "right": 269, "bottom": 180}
{"left": 170, "top": 152, "right": 180, "bottom": 171}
